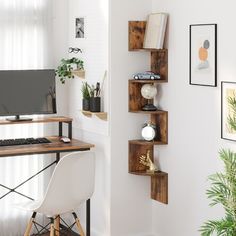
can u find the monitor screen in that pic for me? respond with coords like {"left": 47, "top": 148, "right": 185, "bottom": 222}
{"left": 0, "top": 69, "right": 56, "bottom": 116}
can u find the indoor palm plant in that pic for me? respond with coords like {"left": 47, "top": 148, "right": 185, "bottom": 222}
{"left": 200, "top": 149, "right": 236, "bottom": 236}
{"left": 56, "top": 57, "right": 84, "bottom": 84}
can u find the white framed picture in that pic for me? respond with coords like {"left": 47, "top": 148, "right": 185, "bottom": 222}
{"left": 75, "top": 17, "right": 85, "bottom": 38}
{"left": 189, "top": 24, "right": 217, "bottom": 87}
{"left": 221, "top": 81, "right": 236, "bottom": 141}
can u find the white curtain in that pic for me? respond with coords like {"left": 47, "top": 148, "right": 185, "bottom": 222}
{"left": 0, "top": 0, "right": 53, "bottom": 235}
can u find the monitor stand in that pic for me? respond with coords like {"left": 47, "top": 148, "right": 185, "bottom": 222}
{"left": 6, "top": 115, "right": 33, "bottom": 122}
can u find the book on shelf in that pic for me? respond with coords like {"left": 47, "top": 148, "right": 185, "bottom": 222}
{"left": 143, "top": 13, "right": 168, "bottom": 49}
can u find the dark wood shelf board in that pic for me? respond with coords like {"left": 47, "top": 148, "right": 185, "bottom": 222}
{"left": 129, "top": 110, "right": 167, "bottom": 115}
{"left": 128, "top": 21, "right": 167, "bottom": 52}
{"left": 151, "top": 174, "right": 168, "bottom": 204}
{"left": 129, "top": 140, "right": 167, "bottom": 145}
{"left": 0, "top": 116, "right": 73, "bottom": 126}
{"left": 129, "top": 48, "right": 167, "bottom": 52}
{"left": 0, "top": 136, "right": 94, "bottom": 158}
{"left": 128, "top": 21, "right": 146, "bottom": 50}
{"left": 129, "top": 170, "right": 167, "bottom": 177}
{"left": 129, "top": 79, "right": 167, "bottom": 84}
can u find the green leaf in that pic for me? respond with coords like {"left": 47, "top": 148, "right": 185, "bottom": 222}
{"left": 200, "top": 149, "right": 236, "bottom": 235}
{"left": 55, "top": 57, "right": 84, "bottom": 84}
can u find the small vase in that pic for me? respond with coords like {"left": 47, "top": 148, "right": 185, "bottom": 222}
{"left": 52, "top": 98, "right": 57, "bottom": 113}
{"left": 90, "top": 97, "right": 101, "bottom": 112}
{"left": 82, "top": 99, "right": 90, "bottom": 111}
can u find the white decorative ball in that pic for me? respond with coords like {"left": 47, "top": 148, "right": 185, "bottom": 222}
{"left": 141, "top": 84, "right": 157, "bottom": 99}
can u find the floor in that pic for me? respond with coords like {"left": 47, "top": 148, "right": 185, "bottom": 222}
{"left": 33, "top": 233, "right": 75, "bottom": 236}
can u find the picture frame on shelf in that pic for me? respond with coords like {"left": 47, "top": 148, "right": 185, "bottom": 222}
{"left": 189, "top": 24, "right": 217, "bottom": 87}
{"left": 221, "top": 81, "right": 236, "bottom": 141}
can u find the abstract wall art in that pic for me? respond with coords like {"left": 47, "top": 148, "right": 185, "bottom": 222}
{"left": 221, "top": 82, "right": 236, "bottom": 141}
{"left": 189, "top": 24, "right": 217, "bottom": 87}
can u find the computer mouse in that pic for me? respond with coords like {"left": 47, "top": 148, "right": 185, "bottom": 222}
{"left": 60, "top": 137, "right": 71, "bottom": 143}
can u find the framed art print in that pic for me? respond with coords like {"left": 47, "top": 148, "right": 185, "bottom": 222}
{"left": 189, "top": 24, "right": 217, "bottom": 87}
{"left": 221, "top": 82, "right": 236, "bottom": 141}
{"left": 75, "top": 17, "right": 85, "bottom": 38}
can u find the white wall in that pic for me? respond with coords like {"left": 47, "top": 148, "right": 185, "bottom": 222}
{"left": 109, "top": 0, "right": 157, "bottom": 235}
{"left": 150, "top": 0, "right": 236, "bottom": 235}
{"left": 52, "top": 0, "right": 69, "bottom": 115}
{"left": 66, "top": 0, "right": 110, "bottom": 235}
{"left": 54, "top": 1, "right": 236, "bottom": 236}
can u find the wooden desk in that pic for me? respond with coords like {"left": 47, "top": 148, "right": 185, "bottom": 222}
{"left": 0, "top": 136, "right": 94, "bottom": 157}
{"left": 0, "top": 116, "right": 94, "bottom": 236}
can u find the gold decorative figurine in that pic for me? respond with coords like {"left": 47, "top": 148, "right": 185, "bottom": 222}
{"left": 139, "top": 150, "right": 159, "bottom": 173}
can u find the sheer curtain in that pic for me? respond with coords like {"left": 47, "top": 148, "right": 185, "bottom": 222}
{"left": 0, "top": 0, "right": 53, "bottom": 235}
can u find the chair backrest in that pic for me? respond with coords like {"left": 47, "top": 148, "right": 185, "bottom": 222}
{"left": 36, "top": 151, "right": 95, "bottom": 216}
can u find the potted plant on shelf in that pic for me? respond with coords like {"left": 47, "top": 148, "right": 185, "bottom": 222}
{"left": 56, "top": 57, "right": 84, "bottom": 84}
{"left": 89, "top": 82, "right": 101, "bottom": 112}
{"left": 81, "top": 82, "right": 90, "bottom": 111}
{"left": 200, "top": 149, "right": 236, "bottom": 235}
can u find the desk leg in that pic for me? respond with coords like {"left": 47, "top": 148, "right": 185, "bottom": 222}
{"left": 68, "top": 121, "right": 72, "bottom": 139}
{"left": 59, "top": 122, "right": 63, "bottom": 136}
{"left": 56, "top": 153, "right": 60, "bottom": 163}
{"left": 86, "top": 199, "right": 90, "bottom": 236}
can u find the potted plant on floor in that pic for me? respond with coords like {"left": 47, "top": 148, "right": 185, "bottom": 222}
{"left": 81, "top": 82, "right": 90, "bottom": 111}
{"left": 56, "top": 57, "right": 84, "bottom": 84}
{"left": 200, "top": 149, "right": 236, "bottom": 235}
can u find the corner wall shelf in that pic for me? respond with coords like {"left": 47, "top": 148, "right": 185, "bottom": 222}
{"left": 128, "top": 20, "right": 169, "bottom": 204}
{"left": 81, "top": 110, "right": 108, "bottom": 121}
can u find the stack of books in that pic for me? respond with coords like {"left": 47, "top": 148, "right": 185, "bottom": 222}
{"left": 143, "top": 13, "right": 168, "bottom": 49}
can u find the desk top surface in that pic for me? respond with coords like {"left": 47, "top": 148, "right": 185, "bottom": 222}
{"left": 0, "top": 136, "right": 94, "bottom": 157}
{"left": 0, "top": 116, "right": 73, "bottom": 126}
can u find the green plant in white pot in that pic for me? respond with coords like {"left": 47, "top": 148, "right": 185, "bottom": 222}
{"left": 56, "top": 57, "right": 84, "bottom": 84}
{"left": 200, "top": 149, "right": 236, "bottom": 236}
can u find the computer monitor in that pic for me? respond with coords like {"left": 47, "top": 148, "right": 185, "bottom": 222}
{"left": 0, "top": 69, "right": 56, "bottom": 121}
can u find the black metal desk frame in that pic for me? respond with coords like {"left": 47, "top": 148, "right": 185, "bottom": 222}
{"left": 0, "top": 119, "right": 91, "bottom": 236}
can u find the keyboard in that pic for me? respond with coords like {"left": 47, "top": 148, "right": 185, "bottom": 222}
{"left": 0, "top": 137, "right": 51, "bottom": 147}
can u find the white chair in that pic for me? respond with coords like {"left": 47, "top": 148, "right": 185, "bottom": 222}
{"left": 18, "top": 151, "right": 95, "bottom": 236}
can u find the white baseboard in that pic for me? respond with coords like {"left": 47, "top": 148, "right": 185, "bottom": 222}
{"left": 91, "top": 230, "right": 155, "bottom": 236}
{"left": 90, "top": 228, "right": 105, "bottom": 236}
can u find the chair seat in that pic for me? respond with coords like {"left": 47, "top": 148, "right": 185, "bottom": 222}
{"left": 14, "top": 200, "right": 43, "bottom": 213}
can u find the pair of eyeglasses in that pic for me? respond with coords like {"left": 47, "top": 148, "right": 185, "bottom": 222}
{"left": 68, "top": 47, "right": 82, "bottom": 53}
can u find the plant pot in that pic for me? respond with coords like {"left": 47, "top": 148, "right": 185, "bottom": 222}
{"left": 90, "top": 97, "right": 101, "bottom": 112}
{"left": 82, "top": 99, "right": 90, "bottom": 111}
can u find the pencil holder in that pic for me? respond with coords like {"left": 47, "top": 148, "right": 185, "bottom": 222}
{"left": 90, "top": 97, "right": 101, "bottom": 112}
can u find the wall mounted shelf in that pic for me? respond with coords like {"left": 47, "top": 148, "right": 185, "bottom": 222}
{"left": 128, "top": 21, "right": 168, "bottom": 204}
{"left": 129, "top": 140, "right": 167, "bottom": 146}
{"left": 81, "top": 110, "right": 108, "bottom": 121}
{"left": 72, "top": 69, "right": 85, "bottom": 79}
{"left": 130, "top": 79, "right": 167, "bottom": 83}
{"left": 129, "top": 141, "right": 168, "bottom": 203}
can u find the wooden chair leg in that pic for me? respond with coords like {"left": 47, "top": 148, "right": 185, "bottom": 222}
{"left": 54, "top": 215, "right": 60, "bottom": 236}
{"left": 24, "top": 212, "right": 37, "bottom": 236}
{"left": 72, "top": 212, "right": 85, "bottom": 236}
{"left": 50, "top": 218, "right": 55, "bottom": 236}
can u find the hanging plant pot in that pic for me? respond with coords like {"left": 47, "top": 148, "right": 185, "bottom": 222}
{"left": 82, "top": 99, "right": 90, "bottom": 111}
{"left": 90, "top": 97, "right": 101, "bottom": 112}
